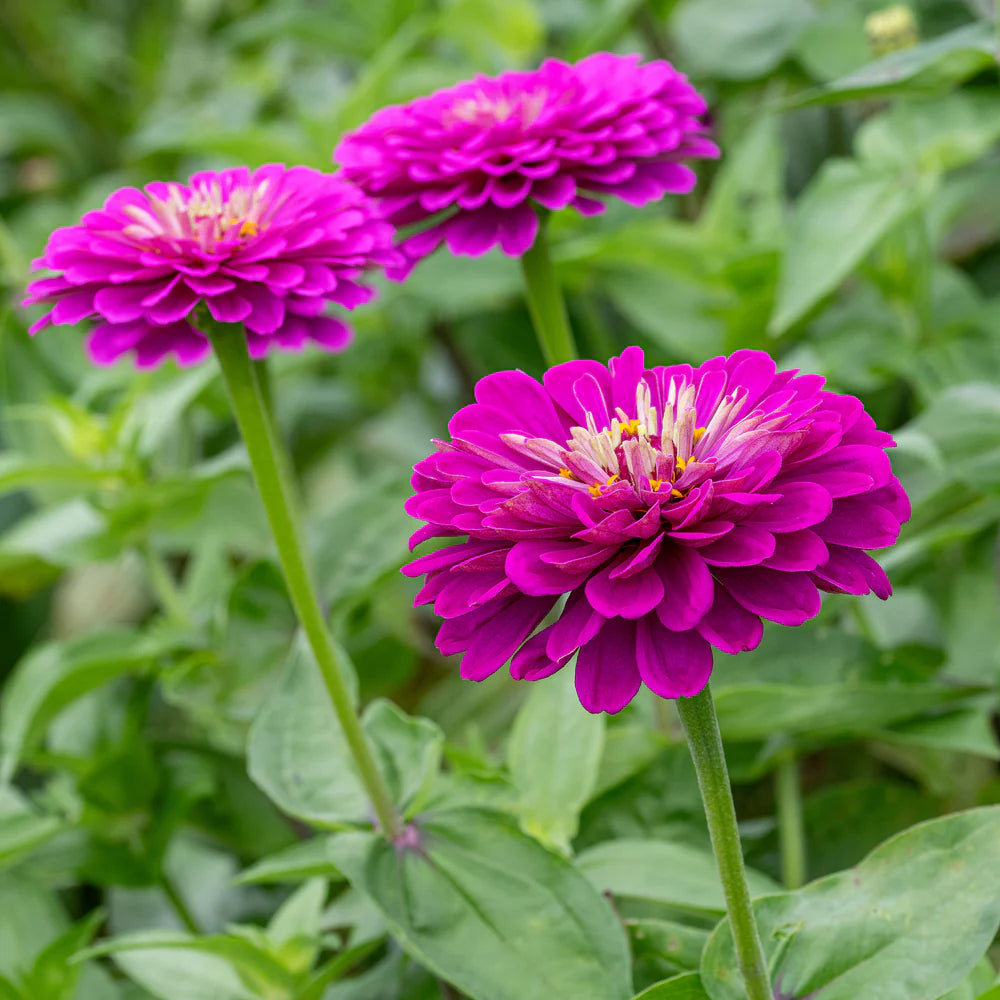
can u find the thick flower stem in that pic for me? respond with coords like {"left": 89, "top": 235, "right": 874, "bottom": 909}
{"left": 676, "top": 685, "right": 771, "bottom": 1000}
{"left": 519, "top": 216, "right": 578, "bottom": 366}
{"left": 207, "top": 323, "right": 402, "bottom": 842}
{"left": 776, "top": 750, "right": 807, "bottom": 889}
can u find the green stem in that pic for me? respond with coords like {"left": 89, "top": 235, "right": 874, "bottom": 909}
{"left": 253, "top": 356, "right": 274, "bottom": 421}
{"left": 676, "top": 685, "right": 771, "bottom": 1000}
{"left": 206, "top": 322, "right": 402, "bottom": 841}
{"left": 140, "top": 540, "right": 186, "bottom": 623}
{"left": 776, "top": 751, "right": 807, "bottom": 890}
{"left": 519, "top": 216, "right": 578, "bottom": 365}
{"left": 160, "top": 873, "right": 200, "bottom": 935}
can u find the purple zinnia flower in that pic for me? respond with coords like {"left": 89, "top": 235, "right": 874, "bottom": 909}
{"left": 23, "top": 165, "right": 397, "bottom": 368}
{"left": 335, "top": 53, "right": 717, "bottom": 275}
{"left": 403, "top": 348, "right": 909, "bottom": 714}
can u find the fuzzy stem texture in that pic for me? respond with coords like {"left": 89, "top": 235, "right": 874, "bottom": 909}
{"left": 776, "top": 751, "right": 807, "bottom": 889}
{"left": 207, "top": 322, "right": 402, "bottom": 841}
{"left": 677, "top": 685, "right": 772, "bottom": 1000}
{"left": 519, "top": 217, "right": 578, "bottom": 366}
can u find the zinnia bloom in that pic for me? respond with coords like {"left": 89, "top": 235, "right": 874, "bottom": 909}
{"left": 335, "top": 53, "right": 717, "bottom": 275}
{"left": 403, "top": 348, "right": 909, "bottom": 713}
{"left": 23, "top": 165, "right": 396, "bottom": 367}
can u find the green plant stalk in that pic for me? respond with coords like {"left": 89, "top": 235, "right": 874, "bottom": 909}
{"left": 160, "top": 872, "right": 200, "bottom": 935}
{"left": 676, "top": 685, "right": 771, "bottom": 1000}
{"left": 206, "top": 321, "right": 402, "bottom": 841}
{"left": 140, "top": 539, "right": 187, "bottom": 624}
{"left": 519, "top": 216, "right": 578, "bottom": 366}
{"left": 776, "top": 751, "right": 807, "bottom": 889}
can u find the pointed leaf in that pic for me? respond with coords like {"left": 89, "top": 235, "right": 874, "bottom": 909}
{"left": 790, "top": 21, "right": 998, "bottom": 107}
{"left": 507, "top": 669, "right": 605, "bottom": 851}
{"left": 577, "top": 839, "right": 780, "bottom": 916}
{"left": 328, "top": 807, "right": 633, "bottom": 1000}
{"left": 248, "top": 636, "right": 442, "bottom": 826}
{"left": 701, "top": 806, "right": 1000, "bottom": 1000}
{"left": 770, "top": 159, "right": 922, "bottom": 333}
{"left": 635, "top": 973, "right": 711, "bottom": 999}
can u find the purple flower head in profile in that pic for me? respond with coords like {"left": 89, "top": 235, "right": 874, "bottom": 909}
{"left": 335, "top": 53, "right": 717, "bottom": 276}
{"left": 403, "top": 348, "right": 909, "bottom": 714}
{"left": 23, "top": 165, "right": 397, "bottom": 368}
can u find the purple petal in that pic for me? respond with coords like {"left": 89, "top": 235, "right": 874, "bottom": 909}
{"left": 655, "top": 545, "right": 714, "bottom": 632}
{"left": 636, "top": 618, "right": 713, "bottom": 698}
{"left": 715, "top": 567, "right": 821, "bottom": 627}
{"left": 698, "top": 525, "right": 775, "bottom": 567}
{"left": 575, "top": 618, "right": 641, "bottom": 714}
{"left": 586, "top": 558, "right": 664, "bottom": 619}
{"left": 696, "top": 585, "right": 763, "bottom": 654}
{"left": 459, "top": 596, "right": 556, "bottom": 680}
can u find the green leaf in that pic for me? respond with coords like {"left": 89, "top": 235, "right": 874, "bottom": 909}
{"left": 769, "top": 159, "right": 923, "bottom": 333}
{"left": 235, "top": 837, "right": 343, "bottom": 886}
{"left": 629, "top": 918, "right": 709, "bottom": 974}
{"left": 327, "top": 807, "right": 633, "bottom": 1000}
{"left": 366, "top": 699, "right": 444, "bottom": 820}
{"left": 0, "top": 453, "right": 117, "bottom": 494}
{"left": 937, "top": 958, "right": 996, "bottom": 1000}
{"left": 267, "top": 877, "right": 326, "bottom": 947}
{"left": 295, "top": 939, "right": 384, "bottom": 1000}
{"left": 634, "top": 973, "right": 711, "bottom": 1000}
{"left": 856, "top": 92, "right": 1000, "bottom": 176}
{"left": 672, "top": 0, "right": 815, "bottom": 80}
{"left": 440, "top": 0, "right": 543, "bottom": 65}
{"left": 712, "top": 681, "right": 982, "bottom": 742}
{"left": 507, "top": 669, "right": 605, "bottom": 851}
{"left": 911, "top": 384, "right": 1000, "bottom": 494}
{"left": 0, "top": 787, "right": 62, "bottom": 873}
{"left": 121, "top": 367, "right": 216, "bottom": 459}
{"left": 577, "top": 839, "right": 780, "bottom": 916}
{"left": 876, "top": 708, "right": 1000, "bottom": 760}
{"left": 0, "top": 629, "right": 177, "bottom": 781}
{"left": 0, "top": 500, "right": 109, "bottom": 597}
{"left": 20, "top": 909, "right": 104, "bottom": 1000}
{"left": 247, "top": 636, "right": 442, "bottom": 826}
{"left": 790, "top": 21, "right": 998, "bottom": 107}
{"left": 312, "top": 473, "right": 414, "bottom": 609}
{"left": 793, "top": 779, "right": 940, "bottom": 880}
{"left": 0, "top": 874, "right": 67, "bottom": 980}
{"left": 701, "top": 806, "right": 1000, "bottom": 1000}
{"left": 81, "top": 932, "right": 295, "bottom": 1000}
{"left": 265, "top": 878, "right": 327, "bottom": 977}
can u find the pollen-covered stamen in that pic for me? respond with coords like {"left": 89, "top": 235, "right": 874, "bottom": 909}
{"left": 445, "top": 86, "right": 549, "bottom": 129}
{"left": 123, "top": 178, "right": 273, "bottom": 251}
{"left": 505, "top": 381, "right": 712, "bottom": 504}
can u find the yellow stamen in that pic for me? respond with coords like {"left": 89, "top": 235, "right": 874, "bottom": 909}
{"left": 238, "top": 219, "right": 259, "bottom": 238}
{"left": 588, "top": 474, "right": 620, "bottom": 498}
{"left": 693, "top": 426, "right": 707, "bottom": 443}
{"left": 649, "top": 478, "right": 663, "bottom": 492}
{"left": 671, "top": 488, "right": 684, "bottom": 499}
{"left": 675, "top": 456, "right": 688, "bottom": 472}
{"left": 621, "top": 418, "right": 641, "bottom": 437}
{"left": 558, "top": 468, "right": 575, "bottom": 479}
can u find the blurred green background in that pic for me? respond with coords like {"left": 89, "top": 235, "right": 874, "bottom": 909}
{"left": 2, "top": 0, "right": 1000, "bottom": 997}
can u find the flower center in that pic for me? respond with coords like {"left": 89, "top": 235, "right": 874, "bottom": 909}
{"left": 502, "top": 380, "right": 713, "bottom": 508}
{"left": 445, "top": 86, "right": 548, "bottom": 129}
{"left": 558, "top": 381, "right": 706, "bottom": 502}
{"left": 121, "top": 178, "right": 272, "bottom": 251}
